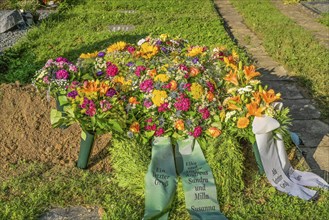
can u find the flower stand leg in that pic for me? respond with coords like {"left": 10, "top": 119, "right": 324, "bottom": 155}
{"left": 77, "top": 131, "right": 95, "bottom": 169}
{"left": 144, "top": 137, "right": 177, "bottom": 220}
{"left": 175, "top": 136, "right": 227, "bottom": 220}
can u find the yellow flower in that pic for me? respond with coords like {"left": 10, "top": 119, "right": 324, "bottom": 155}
{"left": 159, "top": 34, "right": 168, "bottom": 41}
{"left": 129, "top": 122, "right": 140, "bottom": 133}
{"left": 154, "top": 74, "right": 170, "bottom": 83}
{"left": 174, "top": 119, "right": 185, "bottom": 131}
{"left": 237, "top": 117, "right": 250, "bottom": 128}
{"left": 140, "top": 42, "right": 158, "bottom": 59}
{"left": 190, "top": 83, "right": 204, "bottom": 100}
{"left": 112, "top": 76, "right": 125, "bottom": 85}
{"left": 187, "top": 46, "right": 203, "bottom": 57}
{"left": 79, "top": 51, "right": 98, "bottom": 59}
{"left": 207, "top": 127, "right": 222, "bottom": 138}
{"left": 107, "top": 41, "right": 127, "bottom": 53}
{"left": 152, "top": 90, "right": 168, "bottom": 107}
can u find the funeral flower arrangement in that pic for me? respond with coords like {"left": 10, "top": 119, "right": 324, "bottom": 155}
{"left": 33, "top": 34, "right": 290, "bottom": 141}
{"left": 32, "top": 57, "right": 79, "bottom": 96}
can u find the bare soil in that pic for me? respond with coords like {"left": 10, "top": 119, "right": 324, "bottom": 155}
{"left": 0, "top": 83, "right": 112, "bottom": 174}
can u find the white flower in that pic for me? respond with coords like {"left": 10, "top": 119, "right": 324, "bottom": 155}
{"left": 225, "top": 111, "right": 236, "bottom": 122}
{"left": 137, "top": 39, "right": 146, "bottom": 46}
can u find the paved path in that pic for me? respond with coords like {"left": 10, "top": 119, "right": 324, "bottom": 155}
{"left": 214, "top": 0, "right": 329, "bottom": 176}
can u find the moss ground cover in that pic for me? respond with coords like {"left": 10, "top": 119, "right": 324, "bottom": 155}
{"left": 229, "top": 0, "right": 329, "bottom": 118}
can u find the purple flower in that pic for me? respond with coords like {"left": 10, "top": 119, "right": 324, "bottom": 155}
{"left": 139, "top": 79, "right": 154, "bottom": 92}
{"left": 192, "top": 57, "right": 199, "bottom": 64}
{"left": 161, "top": 47, "right": 167, "bottom": 53}
{"left": 106, "top": 88, "right": 117, "bottom": 97}
{"left": 126, "top": 62, "right": 134, "bottom": 67}
{"left": 67, "top": 90, "right": 78, "bottom": 99}
{"left": 155, "top": 40, "right": 162, "bottom": 45}
{"left": 56, "top": 69, "right": 69, "bottom": 79}
{"left": 55, "top": 57, "right": 68, "bottom": 63}
{"left": 97, "top": 71, "right": 103, "bottom": 76}
{"left": 192, "top": 126, "right": 202, "bottom": 138}
{"left": 174, "top": 94, "right": 191, "bottom": 111}
{"left": 98, "top": 51, "right": 106, "bottom": 57}
{"left": 106, "top": 64, "right": 119, "bottom": 77}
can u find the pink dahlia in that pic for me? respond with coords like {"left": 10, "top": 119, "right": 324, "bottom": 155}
{"left": 106, "top": 64, "right": 119, "bottom": 77}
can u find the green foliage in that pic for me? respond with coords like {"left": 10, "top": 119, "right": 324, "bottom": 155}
{"left": 318, "top": 13, "right": 329, "bottom": 27}
{"left": 229, "top": 0, "right": 329, "bottom": 118}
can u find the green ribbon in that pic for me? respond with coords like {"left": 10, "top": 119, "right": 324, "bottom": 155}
{"left": 252, "top": 142, "right": 265, "bottom": 175}
{"left": 175, "top": 136, "right": 227, "bottom": 220}
{"left": 144, "top": 137, "right": 177, "bottom": 220}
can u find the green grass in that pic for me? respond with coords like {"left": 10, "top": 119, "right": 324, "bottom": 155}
{"left": 0, "top": 0, "right": 247, "bottom": 84}
{"left": 318, "top": 13, "right": 329, "bottom": 27}
{"left": 229, "top": 0, "right": 329, "bottom": 118}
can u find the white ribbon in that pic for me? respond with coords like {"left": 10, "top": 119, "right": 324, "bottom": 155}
{"left": 252, "top": 116, "right": 329, "bottom": 200}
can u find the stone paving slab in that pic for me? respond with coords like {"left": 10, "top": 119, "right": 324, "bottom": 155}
{"left": 261, "top": 80, "right": 304, "bottom": 99}
{"left": 257, "top": 67, "right": 292, "bottom": 80}
{"left": 282, "top": 99, "right": 321, "bottom": 120}
{"left": 39, "top": 206, "right": 101, "bottom": 220}
{"left": 314, "top": 134, "right": 329, "bottom": 171}
{"left": 291, "top": 120, "right": 329, "bottom": 148}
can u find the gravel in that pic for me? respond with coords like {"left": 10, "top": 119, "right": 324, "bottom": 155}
{"left": 0, "top": 10, "right": 54, "bottom": 52}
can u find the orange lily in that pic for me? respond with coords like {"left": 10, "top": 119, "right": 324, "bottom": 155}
{"left": 129, "top": 122, "right": 140, "bottom": 133}
{"left": 169, "top": 80, "right": 177, "bottom": 91}
{"left": 252, "top": 92, "right": 261, "bottom": 104}
{"left": 99, "top": 82, "right": 110, "bottom": 96}
{"left": 189, "top": 67, "right": 200, "bottom": 77}
{"left": 246, "top": 101, "right": 266, "bottom": 117}
{"left": 147, "top": 69, "right": 157, "bottom": 78}
{"left": 81, "top": 81, "right": 99, "bottom": 93}
{"left": 261, "top": 89, "right": 281, "bottom": 105}
{"left": 244, "top": 65, "right": 260, "bottom": 81}
{"left": 225, "top": 96, "right": 241, "bottom": 110}
{"left": 207, "top": 91, "right": 215, "bottom": 102}
{"left": 224, "top": 70, "right": 239, "bottom": 86}
{"left": 129, "top": 97, "right": 139, "bottom": 105}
